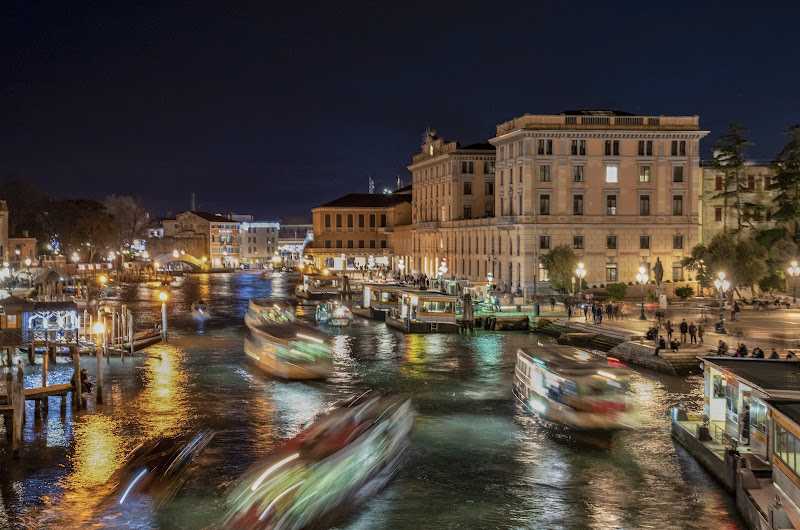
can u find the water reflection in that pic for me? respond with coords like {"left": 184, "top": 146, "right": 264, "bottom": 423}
{"left": 136, "top": 344, "right": 189, "bottom": 435}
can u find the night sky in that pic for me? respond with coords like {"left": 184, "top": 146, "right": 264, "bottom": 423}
{"left": 2, "top": 2, "right": 799, "bottom": 219}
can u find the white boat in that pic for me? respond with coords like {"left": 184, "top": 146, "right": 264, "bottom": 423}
{"left": 513, "top": 344, "right": 639, "bottom": 435}
{"left": 191, "top": 300, "right": 211, "bottom": 319}
{"left": 315, "top": 301, "right": 353, "bottom": 327}
{"left": 244, "top": 299, "right": 333, "bottom": 380}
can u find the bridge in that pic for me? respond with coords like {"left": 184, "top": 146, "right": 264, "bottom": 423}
{"left": 150, "top": 253, "right": 205, "bottom": 271}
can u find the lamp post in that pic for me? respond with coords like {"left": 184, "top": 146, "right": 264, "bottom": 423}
{"left": 398, "top": 258, "right": 405, "bottom": 278}
{"left": 92, "top": 320, "right": 106, "bottom": 404}
{"left": 788, "top": 261, "right": 800, "bottom": 305}
{"left": 159, "top": 291, "right": 168, "bottom": 342}
{"left": 24, "top": 258, "right": 32, "bottom": 288}
{"left": 714, "top": 271, "right": 730, "bottom": 334}
{"left": 438, "top": 258, "right": 447, "bottom": 280}
{"left": 637, "top": 266, "right": 649, "bottom": 320}
{"left": 575, "top": 262, "right": 586, "bottom": 302}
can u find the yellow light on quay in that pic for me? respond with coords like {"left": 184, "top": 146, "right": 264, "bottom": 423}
{"left": 92, "top": 321, "right": 105, "bottom": 335}
{"left": 159, "top": 292, "right": 168, "bottom": 302}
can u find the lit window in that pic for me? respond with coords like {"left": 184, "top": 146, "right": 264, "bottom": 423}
{"left": 605, "top": 165, "right": 618, "bottom": 183}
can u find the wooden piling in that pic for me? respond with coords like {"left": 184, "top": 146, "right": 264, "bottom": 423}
{"left": 96, "top": 318, "right": 104, "bottom": 404}
{"left": 72, "top": 349, "right": 82, "bottom": 411}
{"left": 4, "top": 372, "right": 11, "bottom": 437}
{"left": 42, "top": 349, "right": 48, "bottom": 388}
{"left": 12, "top": 368, "right": 24, "bottom": 457}
{"left": 28, "top": 342, "right": 34, "bottom": 365}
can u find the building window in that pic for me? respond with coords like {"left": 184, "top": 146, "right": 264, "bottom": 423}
{"left": 381, "top": 240, "right": 387, "bottom": 249}
{"left": 751, "top": 399, "right": 767, "bottom": 435}
{"left": 461, "top": 161, "right": 474, "bottom": 174}
{"left": 325, "top": 240, "right": 332, "bottom": 248}
{"left": 336, "top": 240, "right": 342, "bottom": 248}
{"left": 606, "top": 235, "right": 617, "bottom": 249}
{"left": 508, "top": 144, "right": 514, "bottom": 158}
{"left": 538, "top": 262, "right": 549, "bottom": 281}
{"left": 369, "top": 240, "right": 376, "bottom": 248}
{"left": 509, "top": 168, "right": 513, "bottom": 182}
{"left": 573, "top": 165, "right": 584, "bottom": 182}
{"left": 605, "top": 165, "right": 618, "bottom": 183}
{"left": 499, "top": 170, "right": 503, "bottom": 185}
{"left": 672, "top": 195, "right": 684, "bottom": 215}
{"left": 539, "top": 195, "right": 551, "bottom": 215}
{"left": 347, "top": 240, "right": 353, "bottom": 248}
{"left": 573, "top": 235, "right": 584, "bottom": 250}
{"left": 519, "top": 168, "right": 522, "bottom": 182}
{"left": 369, "top": 214, "right": 375, "bottom": 228}
{"left": 464, "top": 181, "right": 472, "bottom": 195}
{"left": 639, "top": 165, "right": 651, "bottom": 183}
{"left": 484, "top": 161, "right": 496, "bottom": 174}
{"left": 748, "top": 175, "right": 755, "bottom": 189}
{"left": 573, "top": 194, "right": 584, "bottom": 215}
{"left": 639, "top": 235, "right": 650, "bottom": 250}
{"left": 673, "top": 264, "right": 684, "bottom": 281}
{"left": 715, "top": 207, "right": 722, "bottom": 221}
{"left": 673, "top": 235, "right": 684, "bottom": 249}
{"left": 518, "top": 195, "right": 522, "bottom": 214}
{"left": 464, "top": 205, "right": 472, "bottom": 219}
{"left": 485, "top": 181, "right": 494, "bottom": 195}
{"left": 539, "top": 165, "right": 551, "bottom": 182}
{"left": 485, "top": 202, "right": 494, "bottom": 217}
{"left": 500, "top": 198, "right": 504, "bottom": 216}
{"left": 538, "top": 139, "right": 553, "bottom": 155}
{"left": 673, "top": 166, "right": 684, "bottom": 183}
{"left": 715, "top": 175, "right": 723, "bottom": 190}
{"left": 605, "top": 140, "right": 620, "bottom": 156}
{"left": 570, "top": 139, "right": 586, "bottom": 156}
{"left": 380, "top": 214, "right": 386, "bottom": 227}
{"left": 358, "top": 214, "right": 364, "bottom": 228}
{"left": 539, "top": 235, "right": 551, "bottom": 250}
{"left": 358, "top": 240, "right": 365, "bottom": 248}
{"left": 347, "top": 214, "right": 353, "bottom": 228}
{"left": 764, "top": 176, "right": 772, "bottom": 189}
{"left": 671, "top": 140, "right": 686, "bottom": 156}
{"left": 606, "top": 194, "right": 617, "bottom": 216}
{"left": 606, "top": 264, "right": 618, "bottom": 282}
{"left": 336, "top": 214, "right": 342, "bottom": 228}
{"left": 638, "top": 140, "right": 653, "bottom": 156}
{"left": 325, "top": 214, "right": 331, "bottom": 228}
{"left": 639, "top": 195, "right": 651, "bottom": 216}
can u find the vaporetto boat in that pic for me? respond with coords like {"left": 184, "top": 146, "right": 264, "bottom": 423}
{"left": 513, "top": 344, "right": 639, "bottom": 434}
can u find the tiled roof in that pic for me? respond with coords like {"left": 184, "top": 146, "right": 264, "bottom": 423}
{"left": 314, "top": 193, "right": 411, "bottom": 209}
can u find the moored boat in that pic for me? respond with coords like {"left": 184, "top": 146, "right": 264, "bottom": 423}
{"left": 191, "top": 300, "right": 211, "bottom": 319}
{"left": 513, "top": 344, "right": 639, "bottom": 434}
{"left": 223, "top": 391, "right": 413, "bottom": 529}
{"left": 315, "top": 301, "right": 353, "bottom": 327}
{"left": 244, "top": 299, "right": 333, "bottom": 380}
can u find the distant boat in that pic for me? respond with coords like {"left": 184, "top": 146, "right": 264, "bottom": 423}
{"left": 315, "top": 301, "right": 353, "bottom": 327}
{"left": 191, "top": 300, "right": 211, "bottom": 319}
{"left": 244, "top": 299, "right": 333, "bottom": 380}
{"left": 513, "top": 344, "right": 639, "bottom": 435}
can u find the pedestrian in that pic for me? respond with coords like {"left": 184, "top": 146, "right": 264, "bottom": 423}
{"left": 670, "top": 339, "right": 680, "bottom": 352}
{"left": 567, "top": 304, "right": 572, "bottom": 319}
{"left": 770, "top": 348, "right": 779, "bottom": 359}
{"left": 679, "top": 319, "right": 688, "bottom": 343}
{"left": 665, "top": 320, "right": 673, "bottom": 341}
{"left": 788, "top": 351, "right": 797, "bottom": 360}
{"left": 734, "top": 302, "right": 741, "bottom": 321}
{"left": 688, "top": 322, "right": 697, "bottom": 344}
{"left": 655, "top": 336, "right": 666, "bottom": 356}
{"left": 550, "top": 297, "right": 556, "bottom": 311}
{"left": 736, "top": 343, "right": 748, "bottom": 357}
{"left": 698, "top": 323, "right": 704, "bottom": 345}
{"left": 583, "top": 304, "right": 589, "bottom": 322}
{"left": 742, "top": 404, "right": 751, "bottom": 445}
{"left": 752, "top": 347, "right": 764, "bottom": 358}
{"left": 717, "top": 340, "right": 728, "bottom": 356}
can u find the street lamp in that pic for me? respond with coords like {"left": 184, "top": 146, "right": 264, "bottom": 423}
{"left": 92, "top": 320, "right": 106, "bottom": 404}
{"left": 714, "top": 271, "right": 730, "bottom": 334}
{"left": 575, "top": 262, "right": 586, "bottom": 301}
{"left": 438, "top": 258, "right": 448, "bottom": 279}
{"left": 159, "top": 291, "right": 168, "bottom": 342}
{"left": 788, "top": 261, "right": 800, "bottom": 305}
{"left": 398, "top": 258, "right": 405, "bottom": 276}
{"left": 637, "top": 266, "right": 649, "bottom": 320}
{"left": 24, "top": 258, "right": 31, "bottom": 287}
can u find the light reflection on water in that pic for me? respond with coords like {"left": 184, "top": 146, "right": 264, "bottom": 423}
{"left": 0, "top": 273, "right": 743, "bottom": 529}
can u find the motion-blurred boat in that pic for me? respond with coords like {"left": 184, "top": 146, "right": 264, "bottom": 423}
{"left": 315, "top": 301, "right": 353, "bottom": 327}
{"left": 191, "top": 300, "right": 211, "bottom": 319}
{"left": 513, "top": 345, "right": 639, "bottom": 434}
{"left": 223, "top": 391, "right": 413, "bottom": 529}
{"left": 102, "top": 429, "right": 214, "bottom": 510}
{"left": 244, "top": 299, "right": 333, "bottom": 380}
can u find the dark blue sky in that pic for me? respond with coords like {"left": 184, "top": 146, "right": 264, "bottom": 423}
{"left": 1, "top": 2, "right": 799, "bottom": 218}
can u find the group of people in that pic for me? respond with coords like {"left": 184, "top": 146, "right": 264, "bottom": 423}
{"left": 563, "top": 299, "right": 630, "bottom": 323}
{"left": 716, "top": 340, "right": 798, "bottom": 359}
{"left": 649, "top": 318, "right": 705, "bottom": 356}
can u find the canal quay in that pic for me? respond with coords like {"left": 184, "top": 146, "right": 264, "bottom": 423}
{"left": 0, "top": 273, "right": 743, "bottom": 529}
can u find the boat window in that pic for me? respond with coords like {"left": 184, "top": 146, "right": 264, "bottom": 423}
{"left": 750, "top": 399, "right": 767, "bottom": 434}
{"left": 712, "top": 375, "right": 725, "bottom": 399}
{"left": 725, "top": 384, "right": 739, "bottom": 418}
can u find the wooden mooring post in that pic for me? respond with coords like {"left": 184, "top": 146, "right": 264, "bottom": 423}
{"left": 12, "top": 363, "right": 25, "bottom": 457}
{"left": 96, "top": 317, "right": 105, "bottom": 404}
{"left": 72, "top": 348, "right": 82, "bottom": 410}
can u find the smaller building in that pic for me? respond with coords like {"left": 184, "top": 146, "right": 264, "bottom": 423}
{"left": 241, "top": 221, "right": 280, "bottom": 269}
{"left": 9, "top": 233, "right": 37, "bottom": 267}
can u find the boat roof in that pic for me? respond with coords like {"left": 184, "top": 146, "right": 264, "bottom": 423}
{"left": 766, "top": 400, "right": 800, "bottom": 427}
{"left": 700, "top": 358, "right": 800, "bottom": 395}
{"left": 400, "top": 289, "right": 458, "bottom": 301}
{"left": 518, "top": 345, "right": 624, "bottom": 377}
{"left": 250, "top": 321, "right": 328, "bottom": 342}
{"left": 365, "top": 283, "right": 403, "bottom": 291}
{"left": 249, "top": 298, "right": 294, "bottom": 311}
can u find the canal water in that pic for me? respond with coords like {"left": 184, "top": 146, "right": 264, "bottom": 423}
{"left": 0, "top": 273, "right": 743, "bottom": 529}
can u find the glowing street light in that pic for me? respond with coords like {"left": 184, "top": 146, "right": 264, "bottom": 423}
{"left": 714, "top": 271, "right": 730, "bottom": 334}
{"left": 172, "top": 249, "right": 179, "bottom": 258}
{"left": 788, "top": 261, "right": 800, "bottom": 305}
{"left": 72, "top": 253, "right": 80, "bottom": 263}
{"left": 159, "top": 291, "right": 169, "bottom": 342}
{"left": 438, "top": 258, "right": 448, "bottom": 279}
{"left": 575, "top": 262, "right": 586, "bottom": 301}
{"left": 636, "top": 266, "right": 649, "bottom": 320}
{"left": 398, "top": 258, "right": 405, "bottom": 274}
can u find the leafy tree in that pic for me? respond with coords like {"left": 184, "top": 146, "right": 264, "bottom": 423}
{"left": 104, "top": 195, "right": 150, "bottom": 254}
{"left": 540, "top": 245, "right": 580, "bottom": 295}
{"left": 49, "top": 199, "right": 115, "bottom": 262}
{"left": 711, "top": 124, "right": 751, "bottom": 233}
{"left": 691, "top": 232, "right": 768, "bottom": 298}
{"left": 675, "top": 286, "right": 695, "bottom": 300}
{"left": 681, "top": 245, "right": 712, "bottom": 292}
{"left": 770, "top": 125, "right": 800, "bottom": 242}
{"left": 0, "top": 176, "right": 50, "bottom": 245}
{"left": 759, "top": 272, "right": 786, "bottom": 297}
{"left": 604, "top": 283, "right": 627, "bottom": 301}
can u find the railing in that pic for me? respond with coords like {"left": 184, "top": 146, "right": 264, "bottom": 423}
{"left": 0, "top": 329, "right": 78, "bottom": 345}
{"left": 496, "top": 114, "right": 697, "bottom": 135}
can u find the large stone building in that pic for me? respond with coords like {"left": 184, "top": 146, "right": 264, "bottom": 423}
{"left": 700, "top": 165, "right": 777, "bottom": 243}
{"left": 241, "top": 221, "right": 280, "bottom": 269}
{"left": 409, "top": 111, "right": 708, "bottom": 294}
{"left": 309, "top": 193, "right": 411, "bottom": 271}
{"left": 157, "top": 211, "right": 242, "bottom": 268}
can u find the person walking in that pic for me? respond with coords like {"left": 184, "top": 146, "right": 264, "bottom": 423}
{"left": 733, "top": 302, "right": 741, "bottom": 322}
{"left": 697, "top": 323, "right": 704, "bottom": 345}
{"left": 679, "top": 319, "right": 688, "bottom": 344}
{"left": 665, "top": 320, "right": 673, "bottom": 341}
{"left": 550, "top": 297, "right": 556, "bottom": 311}
{"left": 688, "top": 322, "right": 697, "bottom": 344}
{"left": 567, "top": 304, "right": 573, "bottom": 319}
{"left": 583, "top": 304, "right": 589, "bottom": 322}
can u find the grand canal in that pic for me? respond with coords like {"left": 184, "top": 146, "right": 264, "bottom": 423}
{"left": 1, "top": 273, "right": 742, "bottom": 529}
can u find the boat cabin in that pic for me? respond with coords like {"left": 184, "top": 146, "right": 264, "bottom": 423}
{"left": 363, "top": 284, "right": 403, "bottom": 312}
{"left": 399, "top": 290, "right": 459, "bottom": 323}
{"left": 701, "top": 358, "right": 800, "bottom": 463}
{"left": 298, "top": 273, "right": 341, "bottom": 298}
{"left": 0, "top": 297, "right": 79, "bottom": 344}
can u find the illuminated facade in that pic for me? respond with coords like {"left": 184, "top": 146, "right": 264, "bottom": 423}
{"left": 161, "top": 211, "right": 241, "bottom": 268}
{"left": 241, "top": 221, "right": 280, "bottom": 269}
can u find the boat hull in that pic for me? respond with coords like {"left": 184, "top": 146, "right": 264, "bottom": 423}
{"left": 244, "top": 335, "right": 332, "bottom": 380}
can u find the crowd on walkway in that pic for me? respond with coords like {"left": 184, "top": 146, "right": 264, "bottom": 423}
{"left": 648, "top": 318, "right": 705, "bottom": 355}
{"left": 563, "top": 299, "right": 631, "bottom": 322}
{"left": 714, "top": 341, "right": 798, "bottom": 360}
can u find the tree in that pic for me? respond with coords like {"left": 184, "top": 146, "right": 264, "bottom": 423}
{"left": 604, "top": 283, "right": 627, "bottom": 301}
{"left": 675, "top": 286, "right": 695, "bottom": 300}
{"left": 696, "top": 232, "right": 768, "bottom": 298}
{"left": 49, "top": 199, "right": 115, "bottom": 262}
{"left": 104, "top": 195, "right": 150, "bottom": 254}
{"left": 771, "top": 125, "right": 800, "bottom": 243}
{"left": 711, "top": 124, "right": 751, "bottom": 233}
{"left": 0, "top": 176, "right": 50, "bottom": 244}
{"left": 681, "top": 244, "right": 712, "bottom": 293}
{"left": 540, "top": 245, "right": 579, "bottom": 294}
